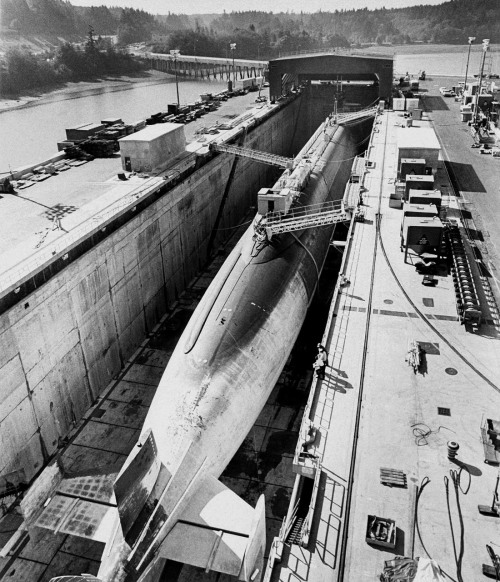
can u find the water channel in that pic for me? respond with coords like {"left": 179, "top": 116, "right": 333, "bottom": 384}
{"left": 1, "top": 75, "right": 227, "bottom": 170}
{"left": 2, "top": 46, "right": 498, "bottom": 170}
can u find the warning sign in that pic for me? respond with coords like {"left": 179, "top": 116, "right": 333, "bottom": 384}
{"left": 418, "top": 235, "right": 429, "bottom": 245}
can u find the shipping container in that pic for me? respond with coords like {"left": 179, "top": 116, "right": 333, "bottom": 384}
{"left": 408, "top": 188, "right": 442, "bottom": 208}
{"left": 119, "top": 123, "right": 186, "bottom": 173}
{"left": 393, "top": 98, "right": 406, "bottom": 111}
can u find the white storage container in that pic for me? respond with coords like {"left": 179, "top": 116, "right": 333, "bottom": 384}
{"left": 393, "top": 98, "right": 406, "bottom": 111}
{"left": 406, "top": 98, "right": 420, "bottom": 111}
{"left": 119, "top": 124, "right": 186, "bottom": 173}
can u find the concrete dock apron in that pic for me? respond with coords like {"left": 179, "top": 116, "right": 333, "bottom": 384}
{"left": 272, "top": 108, "right": 500, "bottom": 582}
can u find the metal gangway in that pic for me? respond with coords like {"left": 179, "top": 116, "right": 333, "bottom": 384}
{"left": 210, "top": 142, "right": 294, "bottom": 169}
{"left": 262, "top": 200, "right": 350, "bottom": 238}
{"left": 335, "top": 105, "right": 379, "bottom": 125}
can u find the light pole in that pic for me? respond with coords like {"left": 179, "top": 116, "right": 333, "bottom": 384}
{"left": 170, "top": 49, "right": 180, "bottom": 109}
{"left": 463, "top": 36, "right": 475, "bottom": 95}
{"left": 473, "top": 39, "right": 490, "bottom": 126}
{"left": 230, "top": 43, "right": 236, "bottom": 87}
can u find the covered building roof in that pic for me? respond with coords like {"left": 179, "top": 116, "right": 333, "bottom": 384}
{"left": 397, "top": 126, "right": 441, "bottom": 150}
{"left": 269, "top": 52, "right": 393, "bottom": 101}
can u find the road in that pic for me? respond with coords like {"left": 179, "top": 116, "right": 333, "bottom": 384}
{"left": 420, "top": 75, "right": 500, "bottom": 300}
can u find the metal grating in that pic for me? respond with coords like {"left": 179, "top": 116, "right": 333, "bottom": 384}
{"left": 418, "top": 342, "right": 440, "bottom": 355}
{"left": 380, "top": 467, "right": 407, "bottom": 488}
{"left": 438, "top": 407, "right": 451, "bottom": 416}
{"left": 57, "top": 474, "right": 114, "bottom": 503}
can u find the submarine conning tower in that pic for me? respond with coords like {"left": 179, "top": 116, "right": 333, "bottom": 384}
{"left": 269, "top": 52, "right": 393, "bottom": 103}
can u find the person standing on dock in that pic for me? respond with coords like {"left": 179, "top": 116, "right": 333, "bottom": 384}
{"left": 313, "top": 344, "right": 328, "bottom": 379}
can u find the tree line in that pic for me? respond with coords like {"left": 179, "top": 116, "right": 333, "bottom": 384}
{"left": 1, "top": 0, "right": 498, "bottom": 47}
{"left": 1, "top": 0, "right": 498, "bottom": 96}
{"left": 0, "top": 32, "right": 143, "bottom": 96}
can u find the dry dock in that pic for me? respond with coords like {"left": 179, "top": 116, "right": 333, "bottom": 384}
{"left": 0, "top": 219, "right": 309, "bottom": 581}
{"left": 1, "top": 78, "right": 499, "bottom": 582}
{"left": 271, "top": 96, "right": 500, "bottom": 581}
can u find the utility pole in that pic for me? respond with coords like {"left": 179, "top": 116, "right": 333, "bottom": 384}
{"left": 170, "top": 49, "right": 180, "bottom": 110}
{"left": 230, "top": 43, "right": 236, "bottom": 87}
{"left": 473, "top": 39, "right": 490, "bottom": 126}
{"left": 463, "top": 36, "right": 475, "bottom": 95}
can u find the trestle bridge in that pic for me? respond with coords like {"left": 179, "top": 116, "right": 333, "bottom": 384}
{"left": 148, "top": 53, "right": 268, "bottom": 81}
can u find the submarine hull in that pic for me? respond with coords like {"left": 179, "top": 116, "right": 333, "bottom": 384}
{"left": 142, "top": 116, "right": 374, "bottom": 479}
{"left": 19, "top": 112, "right": 376, "bottom": 582}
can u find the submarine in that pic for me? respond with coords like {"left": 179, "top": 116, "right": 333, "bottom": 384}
{"left": 25, "top": 110, "right": 375, "bottom": 582}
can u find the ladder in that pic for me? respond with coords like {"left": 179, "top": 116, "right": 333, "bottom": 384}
{"left": 483, "top": 49, "right": 493, "bottom": 79}
{"left": 286, "top": 517, "right": 304, "bottom": 544}
{"left": 210, "top": 142, "right": 294, "bottom": 169}
{"left": 335, "top": 105, "right": 378, "bottom": 125}
{"left": 262, "top": 201, "right": 350, "bottom": 238}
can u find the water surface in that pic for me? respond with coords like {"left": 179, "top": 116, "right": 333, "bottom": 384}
{"left": 2, "top": 45, "right": 499, "bottom": 170}
{"left": 1, "top": 76, "right": 227, "bottom": 170}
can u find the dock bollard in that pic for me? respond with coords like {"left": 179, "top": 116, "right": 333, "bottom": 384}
{"left": 447, "top": 441, "right": 459, "bottom": 460}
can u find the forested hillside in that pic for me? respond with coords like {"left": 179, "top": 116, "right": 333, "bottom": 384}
{"left": 1, "top": 0, "right": 498, "bottom": 49}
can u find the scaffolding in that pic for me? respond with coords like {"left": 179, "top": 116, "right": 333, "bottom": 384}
{"left": 335, "top": 106, "right": 379, "bottom": 125}
{"left": 210, "top": 142, "right": 294, "bottom": 169}
{"left": 262, "top": 200, "right": 350, "bottom": 238}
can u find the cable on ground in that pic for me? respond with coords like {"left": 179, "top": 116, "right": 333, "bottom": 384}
{"left": 411, "top": 422, "right": 454, "bottom": 446}
{"left": 415, "top": 476, "right": 457, "bottom": 582}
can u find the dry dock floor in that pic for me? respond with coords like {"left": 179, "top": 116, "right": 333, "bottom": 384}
{"left": 0, "top": 218, "right": 311, "bottom": 582}
{"left": 272, "top": 105, "right": 500, "bottom": 581}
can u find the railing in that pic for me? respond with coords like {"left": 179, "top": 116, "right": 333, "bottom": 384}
{"left": 277, "top": 47, "right": 354, "bottom": 59}
{"left": 335, "top": 105, "right": 379, "bottom": 125}
{"left": 211, "top": 143, "right": 293, "bottom": 169}
{"left": 263, "top": 201, "right": 349, "bottom": 236}
{"left": 300, "top": 459, "right": 322, "bottom": 548}
{"left": 262, "top": 524, "right": 285, "bottom": 582}
{"left": 148, "top": 52, "right": 267, "bottom": 67}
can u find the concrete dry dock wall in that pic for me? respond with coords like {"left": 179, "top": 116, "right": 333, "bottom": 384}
{"left": 0, "top": 97, "right": 303, "bottom": 484}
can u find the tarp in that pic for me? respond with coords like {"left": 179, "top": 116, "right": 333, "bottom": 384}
{"left": 379, "top": 557, "right": 446, "bottom": 582}
{"left": 413, "top": 558, "right": 446, "bottom": 582}
{"left": 379, "top": 557, "right": 418, "bottom": 582}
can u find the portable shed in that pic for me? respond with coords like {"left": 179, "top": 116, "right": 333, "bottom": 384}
{"left": 404, "top": 176, "right": 435, "bottom": 200}
{"left": 400, "top": 158, "right": 426, "bottom": 180}
{"left": 408, "top": 188, "right": 442, "bottom": 208}
{"left": 397, "top": 127, "right": 441, "bottom": 173}
{"left": 402, "top": 216, "right": 443, "bottom": 263}
{"left": 119, "top": 123, "right": 186, "bottom": 173}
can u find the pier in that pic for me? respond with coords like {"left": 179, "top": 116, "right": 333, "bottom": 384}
{"left": 267, "top": 87, "right": 500, "bottom": 582}
{"left": 148, "top": 53, "right": 267, "bottom": 81}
